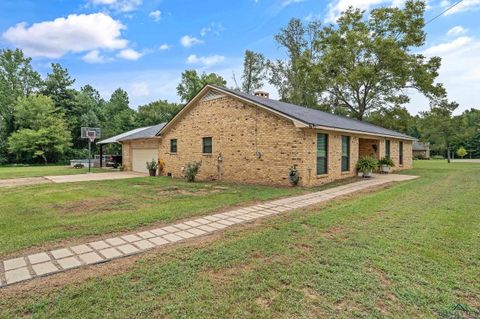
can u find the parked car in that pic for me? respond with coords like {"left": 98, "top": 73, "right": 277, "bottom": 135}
{"left": 106, "top": 155, "right": 122, "bottom": 168}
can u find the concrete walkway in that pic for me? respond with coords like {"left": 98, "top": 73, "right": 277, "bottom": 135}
{"left": 0, "top": 173, "right": 418, "bottom": 287}
{"left": 0, "top": 172, "right": 146, "bottom": 188}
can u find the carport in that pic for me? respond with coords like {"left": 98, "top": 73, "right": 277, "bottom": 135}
{"left": 97, "top": 123, "right": 165, "bottom": 172}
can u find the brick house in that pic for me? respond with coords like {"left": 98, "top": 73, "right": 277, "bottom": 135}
{"left": 122, "top": 84, "right": 414, "bottom": 186}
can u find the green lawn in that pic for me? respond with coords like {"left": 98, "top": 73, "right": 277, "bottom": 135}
{"left": 1, "top": 160, "right": 479, "bottom": 318}
{"left": 0, "top": 165, "right": 105, "bottom": 179}
{"left": 0, "top": 176, "right": 305, "bottom": 256}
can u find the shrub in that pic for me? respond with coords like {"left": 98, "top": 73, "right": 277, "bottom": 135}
{"left": 432, "top": 155, "right": 445, "bottom": 160}
{"left": 379, "top": 156, "right": 395, "bottom": 167}
{"left": 146, "top": 159, "right": 158, "bottom": 171}
{"left": 356, "top": 156, "right": 379, "bottom": 173}
{"left": 184, "top": 161, "right": 201, "bottom": 182}
{"left": 288, "top": 165, "right": 300, "bottom": 186}
{"left": 456, "top": 147, "right": 468, "bottom": 158}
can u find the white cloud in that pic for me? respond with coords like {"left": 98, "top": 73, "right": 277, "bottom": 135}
{"left": 447, "top": 26, "right": 467, "bottom": 36}
{"left": 159, "top": 44, "right": 171, "bottom": 51}
{"left": 423, "top": 36, "right": 472, "bottom": 55}
{"left": 2, "top": 13, "right": 127, "bottom": 58}
{"left": 281, "top": 0, "right": 304, "bottom": 7}
{"left": 325, "top": 0, "right": 398, "bottom": 23}
{"left": 131, "top": 82, "right": 150, "bottom": 97}
{"left": 87, "top": 0, "right": 142, "bottom": 12}
{"left": 149, "top": 10, "right": 161, "bottom": 22}
{"left": 200, "top": 22, "right": 225, "bottom": 37}
{"left": 82, "top": 50, "right": 109, "bottom": 63}
{"left": 180, "top": 35, "right": 204, "bottom": 47}
{"left": 186, "top": 54, "right": 225, "bottom": 66}
{"left": 444, "top": 0, "right": 480, "bottom": 15}
{"left": 117, "top": 48, "right": 142, "bottom": 60}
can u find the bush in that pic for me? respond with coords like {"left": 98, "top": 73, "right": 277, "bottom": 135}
{"left": 432, "top": 155, "right": 445, "bottom": 160}
{"left": 184, "top": 161, "right": 201, "bottom": 182}
{"left": 146, "top": 159, "right": 158, "bottom": 171}
{"left": 379, "top": 157, "right": 395, "bottom": 167}
{"left": 356, "top": 156, "right": 379, "bottom": 173}
{"left": 288, "top": 165, "right": 300, "bottom": 186}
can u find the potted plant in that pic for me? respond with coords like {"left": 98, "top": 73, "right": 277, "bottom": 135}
{"left": 146, "top": 159, "right": 158, "bottom": 176}
{"left": 288, "top": 165, "right": 300, "bottom": 186}
{"left": 379, "top": 157, "right": 395, "bottom": 173}
{"left": 184, "top": 161, "right": 201, "bottom": 182}
{"left": 356, "top": 156, "right": 378, "bottom": 178}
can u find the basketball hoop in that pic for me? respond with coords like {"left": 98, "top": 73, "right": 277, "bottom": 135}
{"left": 87, "top": 130, "right": 96, "bottom": 143}
{"left": 80, "top": 127, "right": 102, "bottom": 173}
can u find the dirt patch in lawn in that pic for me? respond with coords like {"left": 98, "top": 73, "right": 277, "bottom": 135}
{"left": 157, "top": 186, "right": 222, "bottom": 196}
{"left": 52, "top": 197, "right": 133, "bottom": 215}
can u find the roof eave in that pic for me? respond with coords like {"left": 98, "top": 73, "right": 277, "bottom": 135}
{"left": 312, "top": 125, "right": 416, "bottom": 140}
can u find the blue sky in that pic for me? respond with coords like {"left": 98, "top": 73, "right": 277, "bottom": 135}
{"left": 1, "top": 0, "right": 479, "bottom": 114}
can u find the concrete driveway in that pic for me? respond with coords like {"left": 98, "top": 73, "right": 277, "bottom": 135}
{"left": 0, "top": 172, "right": 147, "bottom": 188}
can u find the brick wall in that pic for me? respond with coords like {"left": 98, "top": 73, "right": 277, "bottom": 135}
{"left": 122, "top": 92, "right": 413, "bottom": 186}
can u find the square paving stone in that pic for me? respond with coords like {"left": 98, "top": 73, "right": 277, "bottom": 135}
{"left": 186, "top": 228, "right": 207, "bottom": 236}
{"left": 79, "top": 252, "right": 103, "bottom": 265}
{"left": 105, "top": 237, "right": 127, "bottom": 246}
{"left": 133, "top": 240, "right": 155, "bottom": 250}
{"left": 149, "top": 237, "right": 169, "bottom": 246}
{"left": 99, "top": 248, "right": 123, "bottom": 259}
{"left": 193, "top": 218, "right": 211, "bottom": 225}
{"left": 150, "top": 228, "right": 168, "bottom": 236}
{"left": 3, "top": 257, "right": 26, "bottom": 271}
{"left": 184, "top": 220, "right": 201, "bottom": 227}
{"left": 162, "top": 226, "right": 180, "bottom": 233}
{"left": 173, "top": 223, "right": 191, "bottom": 230}
{"left": 198, "top": 225, "right": 217, "bottom": 232}
{"left": 121, "top": 234, "right": 142, "bottom": 243}
{"left": 57, "top": 257, "right": 81, "bottom": 270}
{"left": 227, "top": 217, "right": 244, "bottom": 223}
{"left": 32, "top": 261, "right": 59, "bottom": 276}
{"left": 71, "top": 244, "right": 92, "bottom": 255}
{"left": 5, "top": 267, "right": 31, "bottom": 284}
{"left": 28, "top": 252, "right": 50, "bottom": 264}
{"left": 117, "top": 244, "right": 140, "bottom": 255}
{"left": 137, "top": 231, "right": 156, "bottom": 239}
{"left": 203, "top": 216, "right": 220, "bottom": 222}
{"left": 174, "top": 231, "right": 195, "bottom": 239}
{"left": 89, "top": 240, "right": 110, "bottom": 250}
{"left": 217, "top": 219, "right": 235, "bottom": 226}
{"left": 163, "top": 233, "right": 183, "bottom": 242}
{"left": 51, "top": 248, "right": 73, "bottom": 259}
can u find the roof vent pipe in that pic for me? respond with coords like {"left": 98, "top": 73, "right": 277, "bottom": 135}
{"left": 254, "top": 91, "right": 269, "bottom": 99}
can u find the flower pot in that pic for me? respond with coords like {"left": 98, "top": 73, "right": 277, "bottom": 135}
{"left": 149, "top": 169, "right": 157, "bottom": 177}
{"left": 362, "top": 170, "right": 372, "bottom": 178}
{"left": 380, "top": 165, "right": 391, "bottom": 173}
{"left": 289, "top": 173, "right": 300, "bottom": 186}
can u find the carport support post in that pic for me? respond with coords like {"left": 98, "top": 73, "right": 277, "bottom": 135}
{"left": 100, "top": 144, "right": 103, "bottom": 168}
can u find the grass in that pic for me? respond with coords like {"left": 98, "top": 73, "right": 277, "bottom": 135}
{"left": 1, "top": 160, "right": 479, "bottom": 318}
{"left": 0, "top": 176, "right": 305, "bottom": 256}
{"left": 0, "top": 165, "right": 106, "bottom": 179}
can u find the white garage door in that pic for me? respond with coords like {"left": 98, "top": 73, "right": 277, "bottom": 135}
{"left": 132, "top": 149, "right": 158, "bottom": 173}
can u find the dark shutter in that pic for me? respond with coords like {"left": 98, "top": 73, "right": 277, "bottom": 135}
{"left": 399, "top": 141, "right": 403, "bottom": 165}
{"left": 385, "top": 140, "right": 391, "bottom": 158}
{"left": 341, "top": 136, "right": 350, "bottom": 172}
{"left": 316, "top": 133, "right": 328, "bottom": 175}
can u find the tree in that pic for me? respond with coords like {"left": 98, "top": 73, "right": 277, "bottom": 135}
{"left": 456, "top": 146, "right": 468, "bottom": 159}
{"left": 8, "top": 95, "right": 71, "bottom": 163}
{"left": 102, "top": 88, "right": 136, "bottom": 139}
{"left": 240, "top": 50, "right": 266, "bottom": 94}
{"left": 136, "top": 100, "right": 181, "bottom": 126}
{"left": 268, "top": 18, "right": 322, "bottom": 109}
{"left": 419, "top": 100, "right": 458, "bottom": 163}
{"left": 310, "top": 1, "right": 445, "bottom": 119}
{"left": 0, "top": 49, "right": 42, "bottom": 160}
{"left": 73, "top": 85, "right": 105, "bottom": 148}
{"left": 176, "top": 70, "right": 227, "bottom": 102}
{"left": 366, "top": 106, "right": 415, "bottom": 135}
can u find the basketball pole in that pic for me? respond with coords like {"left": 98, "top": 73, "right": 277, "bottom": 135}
{"left": 88, "top": 139, "right": 91, "bottom": 173}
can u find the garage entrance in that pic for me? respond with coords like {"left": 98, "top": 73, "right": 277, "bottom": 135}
{"left": 132, "top": 149, "right": 158, "bottom": 173}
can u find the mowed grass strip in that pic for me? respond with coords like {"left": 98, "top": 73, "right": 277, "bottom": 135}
{"left": 0, "top": 176, "right": 303, "bottom": 256}
{"left": 0, "top": 165, "right": 106, "bottom": 179}
{"left": 1, "top": 161, "right": 479, "bottom": 318}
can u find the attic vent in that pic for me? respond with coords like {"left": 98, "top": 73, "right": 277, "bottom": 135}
{"left": 201, "top": 90, "right": 225, "bottom": 102}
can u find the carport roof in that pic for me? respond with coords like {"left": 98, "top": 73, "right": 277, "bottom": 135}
{"left": 97, "top": 123, "right": 166, "bottom": 145}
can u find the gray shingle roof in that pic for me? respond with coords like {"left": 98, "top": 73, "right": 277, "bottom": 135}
{"left": 211, "top": 85, "right": 415, "bottom": 140}
{"left": 413, "top": 141, "right": 429, "bottom": 151}
{"left": 97, "top": 123, "right": 166, "bottom": 145}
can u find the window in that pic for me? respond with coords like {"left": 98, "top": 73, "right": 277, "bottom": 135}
{"left": 341, "top": 136, "right": 350, "bottom": 172}
{"left": 170, "top": 139, "right": 177, "bottom": 153}
{"left": 202, "top": 137, "right": 212, "bottom": 154}
{"left": 316, "top": 133, "right": 328, "bottom": 175}
{"left": 385, "top": 140, "right": 391, "bottom": 158}
{"left": 399, "top": 141, "right": 404, "bottom": 165}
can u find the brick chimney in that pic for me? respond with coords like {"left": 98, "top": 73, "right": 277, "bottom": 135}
{"left": 254, "top": 91, "right": 269, "bottom": 99}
